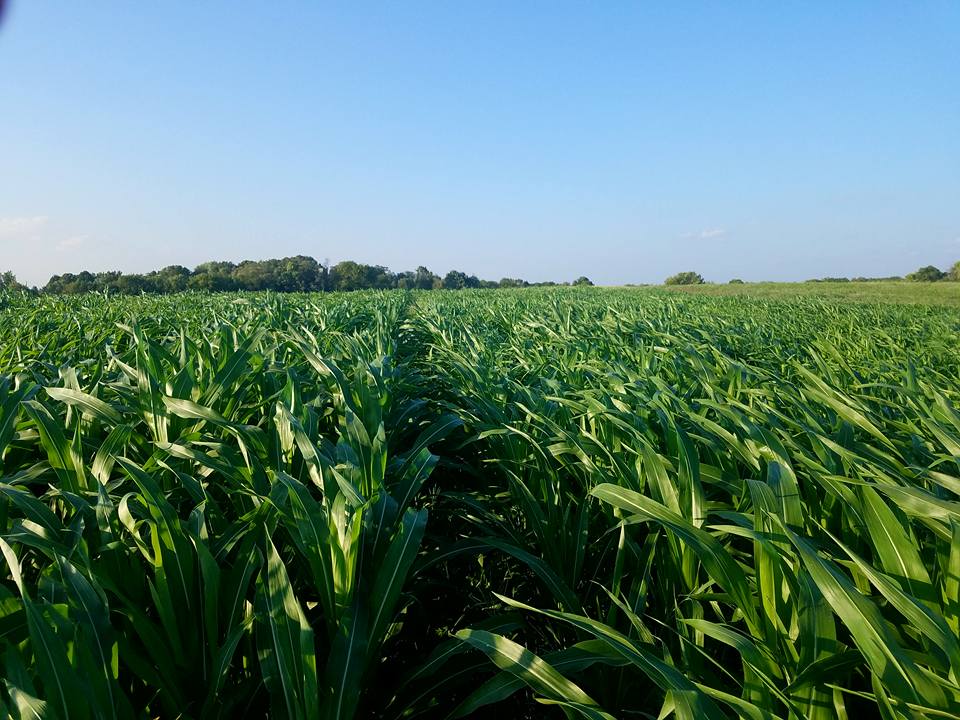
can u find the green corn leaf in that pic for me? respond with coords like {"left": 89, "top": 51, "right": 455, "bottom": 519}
{"left": 368, "top": 508, "right": 426, "bottom": 648}
{"left": 494, "top": 594, "right": 728, "bottom": 720}
{"left": 45, "top": 386, "right": 122, "bottom": 425}
{"left": 455, "top": 629, "right": 600, "bottom": 707}
{"left": 591, "top": 483, "right": 761, "bottom": 634}
{"left": 777, "top": 520, "right": 944, "bottom": 706}
{"left": 257, "top": 535, "right": 319, "bottom": 720}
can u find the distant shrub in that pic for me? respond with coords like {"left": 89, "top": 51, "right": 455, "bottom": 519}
{"left": 0, "top": 271, "right": 24, "bottom": 291}
{"left": 906, "top": 265, "right": 946, "bottom": 282}
{"left": 948, "top": 261, "right": 960, "bottom": 281}
{"left": 572, "top": 276, "right": 594, "bottom": 286}
{"left": 664, "top": 271, "right": 704, "bottom": 286}
{"left": 728, "top": 278, "right": 744, "bottom": 284}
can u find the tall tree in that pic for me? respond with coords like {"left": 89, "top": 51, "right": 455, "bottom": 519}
{"left": 0, "top": 271, "right": 24, "bottom": 290}
{"left": 906, "top": 265, "right": 946, "bottom": 282}
{"left": 442, "top": 270, "right": 469, "bottom": 289}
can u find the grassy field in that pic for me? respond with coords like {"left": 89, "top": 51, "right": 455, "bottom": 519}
{"left": 1, "top": 287, "right": 959, "bottom": 719}
{"left": 659, "top": 280, "right": 960, "bottom": 306}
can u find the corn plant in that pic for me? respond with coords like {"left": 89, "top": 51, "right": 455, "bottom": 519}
{"left": 2, "top": 287, "right": 960, "bottom": 718}
{"left": 410, "top": 290, "right": 960, "bottom": 719}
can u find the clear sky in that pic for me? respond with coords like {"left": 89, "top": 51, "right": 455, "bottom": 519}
{"left": 1, "top": 1, "right": 958, "bottom": 287}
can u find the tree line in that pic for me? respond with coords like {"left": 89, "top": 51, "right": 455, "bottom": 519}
{"left": 5, "top": 257, "right": 959, "bottom": 294}
{"left": 663, "top": 261, "right": 960, "bottom": 285}
{"left": 0, "top": 257, "right": 594, "bottom": 294}
{"left": 806, "top": 262, "right": 960, "bottom": 283}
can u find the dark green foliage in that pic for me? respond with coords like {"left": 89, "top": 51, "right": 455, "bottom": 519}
{"left": 441, "top": 270, "right": 481, "bottom": 289}
{"left": 39, "top": 258, "right": 534, "bottom": 295}
{"left": 664, "top": 270, "right": 705, "bottom": 285}
{"left": 411, "top": 289, "right": 960, "bottom": 718}
{"left": 906, "top": 265, "right": 946, "bottom": 281}
{"left": 3, "top": 288, "right": 960, "bottom": 718}
{"left": 0, "top": 291, "right": 457, "bottom": 718}
{"left": 0, "top": 270, "right": 24, "bottom": 290}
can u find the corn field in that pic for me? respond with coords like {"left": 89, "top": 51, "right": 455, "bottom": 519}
{"left": 1, "top": 288, "right": 959, "bottom": 719}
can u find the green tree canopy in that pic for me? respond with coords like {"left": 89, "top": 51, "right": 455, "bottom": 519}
{"left": 1, "top": 271, "right": 25, "bottom": 290}
{"left": 906, "top": 265, "right": 946, "bottom": 282}
{"left": 664, "top": 271, "right": 705, "bottom": 286}
{"left": 441, "top": 270, "right": 469, "bottom": 289}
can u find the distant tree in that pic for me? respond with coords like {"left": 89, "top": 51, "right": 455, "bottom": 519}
{"left": 572, "top": 276, "right": 594, "bottom": 286}
{"left": 112, "top": 274, "right": 152, "bottom": 294}
{"left": 394, "top": 271, "right": 416, "bottom": 290}
{"left": 233, "top": 260, "right": 276, "bottom": 291}
{"left": 35, "top": 256, "right": 543, "bottom": 294}
{"left": 327, "top": 261, "right": 394, "bottom": 291}
{"left": 728, "top": 278, "right": 744, "bottom": 284}
{"left": 397, "top": 269, "right": 442, "bottom": 290}
{"left": 1, "top": 270, "right": 23, "bottom": 290}
{"left": 277, "top": 256, "right": 322, "bottom": 291}
{"left": 366, "top": 265, "right": 395, "bottom": 289}
{"left": 42, "top": 274, "right": 68, "bottom": 293}
{"left": 250, "top": 260, "right": 276, "bottom": 289}
{"left": 319, "top": 259, "right": 331, "bottom": 291}
{"left": 442, "top": 270, "right": 469, "bottom": 289}
{"left": 414, "top": 266, "right": 438, "bottom": 290}
{"left": 152, "top": 265, "right": 192, "bottom": 293}
{"left": 225, "top": 256, "right": 323, "bottom": 291}
{"left": 191, "top": 261, "right": 237, "bottom": 291}
{"left": 329, "top": 261, "right": 368, "bottom": 291}
{"left": 948, "top": 261, "right": 960, "bottom": 281}
{"left": 96, "top": 271, "right": 123, "bottom": 293}
{"left": 906, "top": 265, "right": 946, "bottom": 282}
{"left": 72, "top": 271, "right": 97, "bottom": 293}
{"left": 664, "top": 271, "right": 704, "bottom": 286}
{"left": 194, "top": 261, "right": 237, "bottom": 276}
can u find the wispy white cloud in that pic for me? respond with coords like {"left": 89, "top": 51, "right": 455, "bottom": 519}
{"left": 681, "top": 228, "right": 727, "bottom": 240}
{"left": 0, "top": 215, "right": 48, "bottom": 237}
{"left": 56, "top": 234, "right": 88, "bottom": 250}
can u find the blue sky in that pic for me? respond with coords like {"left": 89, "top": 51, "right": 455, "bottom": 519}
{"left": 1, "top": 1, "right": 958, "bottom": 286}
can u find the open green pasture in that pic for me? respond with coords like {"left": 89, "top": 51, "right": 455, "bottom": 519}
{"left": 1, "top": 288, "right": 959, "bottom": 719}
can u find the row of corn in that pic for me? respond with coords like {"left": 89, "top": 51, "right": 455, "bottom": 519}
{"left": 2, "top": 288, "right": 959, "bottom": 718}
